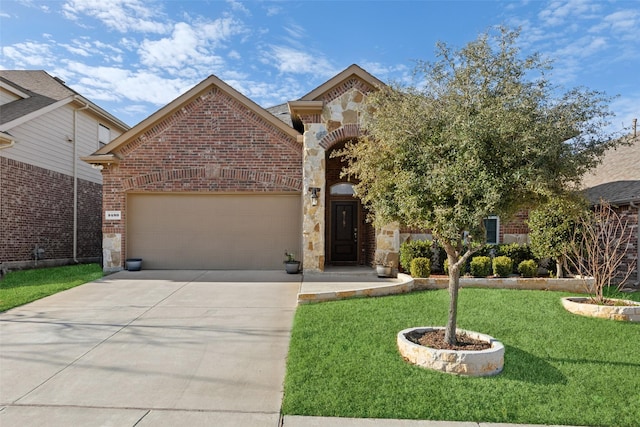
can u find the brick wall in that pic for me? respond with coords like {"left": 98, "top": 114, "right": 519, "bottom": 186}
{"left": 101, "top": 87, "right": 302, "bottom": 266}
{"left": 0, "top": 157, "right": 102, "bottom": 266}
{"left": 616, "top": 204, "right": 639, "bottom": 283}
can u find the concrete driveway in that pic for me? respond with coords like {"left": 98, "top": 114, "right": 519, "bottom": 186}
{"left": 0, "top": 270, "right": 301, "bottom": 426}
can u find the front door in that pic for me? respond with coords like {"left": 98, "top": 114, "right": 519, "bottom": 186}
{"left": 331, "top": 201, "right": 358, "bottom": 263}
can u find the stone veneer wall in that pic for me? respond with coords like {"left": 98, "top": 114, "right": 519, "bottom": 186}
{"left": 300, "top": 80, "right": 397, "bottom": 272}
{"left": 100, "top": 87, "right": 302, "bottom": 271}
{"left": 0, "top": 157, "right": 102, "bottom": 268}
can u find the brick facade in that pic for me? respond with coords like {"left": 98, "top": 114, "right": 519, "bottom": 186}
{"left": 0, "top": 157, "right": 102, "bottom": 267}
{"left": 100, "top": 87, "right": 302, "bottom": 269}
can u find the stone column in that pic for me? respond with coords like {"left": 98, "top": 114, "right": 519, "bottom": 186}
{"left": 102, "top": 233, "right": 122, "bottom": 273}
{"left": 375, "top": 222, "right": 400, "bottom": 277}
{"left": 302, "top": 124, "right": 327, "bottom": 272}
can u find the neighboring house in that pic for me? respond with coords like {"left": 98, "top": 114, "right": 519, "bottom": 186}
{"left": 0, "top": 70, "right": 129, "bottom": 269}
{"left": 581, "top": 132, "right": 639, "bottom": 285}
{"left": 82, "top": 65, "right": 531, "bottom": 273}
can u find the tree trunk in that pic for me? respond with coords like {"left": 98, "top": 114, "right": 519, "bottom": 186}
{"left": 556, "top": 255, "right": 564, "bottom": 278}
{"left": 444, "top": 256, "right": 460, "bottom": 346}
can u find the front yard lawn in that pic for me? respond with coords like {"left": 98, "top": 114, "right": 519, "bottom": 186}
{"left": 0, "top": 264, "right": 103, "bottom": 312}
{"left": 283, "top": 288, "right": 640, "bottom": 427}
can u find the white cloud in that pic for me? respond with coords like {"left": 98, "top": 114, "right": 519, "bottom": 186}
{"left": 591, "top": 9, "right": 639, "bottom": 41}
{"left": 1, "top": 41, "right": 55, "bottom": 67}
{"left": 138, "top": 17, "right": 245, "bottom": 72}
{"left": 64, "top": 61, "right": 192, "bottom": 105}
{"left": 62, "top": 0, "right": 169, "bottom": 33}
{"left": 538, "top": 0, "right": 601, "bottom": 27}
{"left": 262, "top": 45, "right": 336, "bottom": 76}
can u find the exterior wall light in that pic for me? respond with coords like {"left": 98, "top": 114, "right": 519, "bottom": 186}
{"left": 309, "top": 187, "right": 321, "bottom": 206}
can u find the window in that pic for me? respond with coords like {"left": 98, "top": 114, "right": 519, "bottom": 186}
{"left": 98, "top": 124, "right": 111, "bottom": 148}
{"left": 330, "top": 183, "right": 355, "bottom": 196}
{"left": 484, "top": 216, "right": 500, "bottom": 244}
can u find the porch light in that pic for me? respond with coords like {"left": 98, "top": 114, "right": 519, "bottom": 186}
{"left": 309, "top": 187, "right": 320, "bottom": 206}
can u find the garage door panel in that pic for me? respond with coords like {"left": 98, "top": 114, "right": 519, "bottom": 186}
{"left": 127, "top": 194, "right": 301, "bottom": 270}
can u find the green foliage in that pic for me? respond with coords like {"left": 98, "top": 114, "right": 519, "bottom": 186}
{"left": 470, "top": 256, "right": 492, "bottom": 277}
{"left": 518, "top": 259, "right": 538, "bottom": 278}
{"left": 399, "top": 240, "right": 433, "bottom": 271}
{"left": 409, "top": 257, "right": 431, "bottom": 278}
{"left": 528, "top": 197, "right": 587, "bottom": 261}
{"left": 0, "top": 264, "right": 103, "bottom": 312}
{"left": 492, "top": 256, "right": 513, "bottom": 277}
{"left": 498, "top": 243, "right": 535, "bottom": 273}
{"left": 443, "top": 258, "right": 468, "bottom": 275}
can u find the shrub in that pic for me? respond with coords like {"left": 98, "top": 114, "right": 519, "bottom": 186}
{"left": 518, "top": 259, "right": 538, "bottom": 278}
{"left": 399, "top": 240, "right": 433, "bottom": 271}
{"left": 443, "top": 258, "right": 468, "bottom": 275}
{"left": 493, "top": 256, "right": 513, "bottom": 277}
{"left": 410, "top": 257, "right": 431, "bottom": 278}
{"left": 498, "top": 243, "right": 535, "bottom": 273}
{"left": 470, "top": 256, "right": 492, "bottom": 277}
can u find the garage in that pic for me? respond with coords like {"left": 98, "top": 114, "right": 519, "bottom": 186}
{"left": 127, "top": 193, "right": 301, "bottom": 270}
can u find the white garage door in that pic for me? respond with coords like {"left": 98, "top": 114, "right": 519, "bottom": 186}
{"left": 127, "top": 193, "right": 301, "bottom": 269}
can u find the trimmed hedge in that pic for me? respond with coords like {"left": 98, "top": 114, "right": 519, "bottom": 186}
{"left": 518, "top": 259, "right": 538, "bottom": 278}
{"left": 399, "top": 240, "right": 433, "bottom": 271}
{"left": 493, "top": 256, "right": 513, "bottom": 277}
{"left": 410, "top": 257, "right": 431, "bottom": 278}
{"left": 470, "top": 256, "right": 492, "bottom": 277}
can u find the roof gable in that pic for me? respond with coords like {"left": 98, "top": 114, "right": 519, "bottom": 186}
{"left": 0, "top": 70, "right": 128, "bottom": 132}
{"left": 92, "top": 74, "right": 301, "bottom": 159}
{"left": 300, "top": 64, "right": 385, "bottom": 102}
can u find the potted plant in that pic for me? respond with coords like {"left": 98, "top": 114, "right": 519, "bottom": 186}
{"left": 373, "top": 254, "right": 393, "bottom": 277}
{"left": 284, "top": 251, "right": 300, "bottom": 274}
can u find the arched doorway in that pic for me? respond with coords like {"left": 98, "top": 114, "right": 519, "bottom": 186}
{"left": 325, "top": 141, "right": 375, "bottom": 266}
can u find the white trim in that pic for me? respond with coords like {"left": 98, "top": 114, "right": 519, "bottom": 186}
{"left": 0, "top": 80, "right": 30, "bottom": 99}
{"left": 0, "top": 96, "right": 74, "bottom": 131}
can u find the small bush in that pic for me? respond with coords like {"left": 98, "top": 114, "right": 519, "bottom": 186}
{"left": 443, "top": 258, "right": 468, "bottom": 275}
{"left": 470, "top": 256, "right": 492, "bottom": 277}
{"left": 410, "top": 257, "right": 431, "bottom": 278}
{"left": 399, "top": 240, "right": 433, "bottom": 271}
{"left": 493, "top": 256, "right": 513, "bottom": 277}
{"left": 498, "top": 243, "right": 535, "bottom": 273}
{"left": 518, "top": 259, "right": 538, "bottom": 278}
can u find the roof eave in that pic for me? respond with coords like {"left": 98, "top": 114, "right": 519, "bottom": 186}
{"left": 81, "top": 153, "right": 121, "bottom": 166}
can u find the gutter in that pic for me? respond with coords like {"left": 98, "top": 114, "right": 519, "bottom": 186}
{"left": 73, "top": 98, "right": 90, "bottom": 263}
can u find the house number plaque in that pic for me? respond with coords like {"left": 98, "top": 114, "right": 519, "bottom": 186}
{"left": 105, "top": 210, "right": 122, "bottom": 220}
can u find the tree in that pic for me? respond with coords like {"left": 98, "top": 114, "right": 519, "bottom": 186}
{"left": 528, "top": 196, "right": 588, "bottom": 278}
{"left": 338, "top": 27, "right": 620, "bottom": 345}
{"left": 568, "top": 201, "right": 636, "bottom": 303}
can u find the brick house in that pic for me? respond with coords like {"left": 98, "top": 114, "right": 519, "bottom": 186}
{"left": 83, "top": 65, "right": 530, "bottom": 273}
{"left": 582, "top": 133, "right": 639, "bottom": 286}
{"left": 0, "top": 70, "right": 129, "bottom": 270}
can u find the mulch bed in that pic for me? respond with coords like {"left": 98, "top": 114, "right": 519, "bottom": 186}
{"left": 405, "top": 328, "right": 491, "bottom": 351}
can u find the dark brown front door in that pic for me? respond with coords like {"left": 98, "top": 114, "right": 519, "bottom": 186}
{"left": 331, "top": 201, "right": 358, "bottom": 263}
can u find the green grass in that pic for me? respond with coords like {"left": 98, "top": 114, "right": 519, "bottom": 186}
{"left": 0, "top": 264, "right": 103, "bottom": 312}
{"left": 283, "top": 288, "right": 640, "bottom": 426}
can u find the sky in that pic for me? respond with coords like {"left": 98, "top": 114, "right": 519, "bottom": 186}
{"left": 1, "top": 0, "right": 638, "bottom": 131}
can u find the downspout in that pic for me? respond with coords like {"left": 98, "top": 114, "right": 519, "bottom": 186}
{"left": 630, "top": 200, "right": 640, "bottom": 286}
{"left": 73, "top": 98, "right": 90, "bottom": 263}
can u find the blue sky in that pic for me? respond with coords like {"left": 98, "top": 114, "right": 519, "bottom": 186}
{"left": 1, "top": 0, "right": 638, "bottom": 130}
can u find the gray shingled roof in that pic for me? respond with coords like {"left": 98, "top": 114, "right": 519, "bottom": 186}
{"left": 0, "top": 71, "right": 76, "bottom": 127}
{"left": 583, "top": 180, "right": 640, "bottom": 205}
{"left": 265, "top": 103, "right": 293, "bottom": 127}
